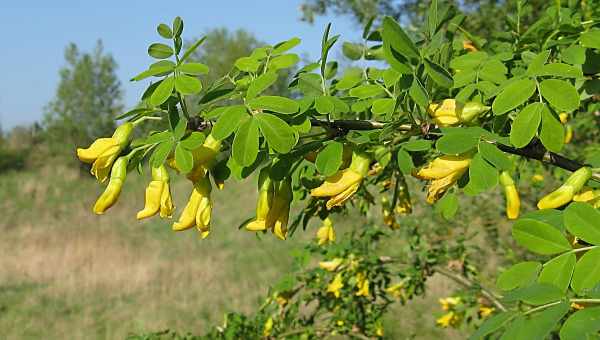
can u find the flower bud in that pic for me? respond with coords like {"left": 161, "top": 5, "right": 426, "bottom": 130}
{"left": 538, "top": 167, "right": 592, "bottom": 209}
{"left": 316, "top": 217, "right": 335, "bottom": 245}
{"left": 246, "top": 168, "right": 274, "bottom": 232}
{"left": 267, "top": 178, "right": 293, "bottom": 240}
{"left": 428, "top": 99, "right": 489, "bottom": 127}
{"left": 173, "top": 174, "right": 213, "bottom": 238}
{"left": 499, "top": 171, "right": 520, "bottom": 219}
{"left": 137, "top": 165, "right": 174, "bottom": 220}
{"left": 93, "top": 157, "right": 128, "bottom": 214}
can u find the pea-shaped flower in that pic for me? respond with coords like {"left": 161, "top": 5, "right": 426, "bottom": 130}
{"left": 172, "top": 173, "right": 213, "bottom": 238}
{"left": 414, "top": 154, "right": 471, "bottom": 203}
{"left": 310, "top": 151, "right": 370, "bottom": 210}
{"left": 266, "top": 178, "right": 293, "bottom": 240}
{"left": 428, "top": 99, "right": 489, "bottom": 127}
{"left": 499, "top": 171, "right": 520, "bottom": 219}
{"left": 137, "top": 165, "right": 175, "bottom": 220}
{"left": 93, "top": 156, "right": 128, "bottom": 214}
{"left": 77, "top": 122, "right": 133, "bottom": 183}
{"left": 246, "top": 168, "right": 274, "bottom": 232}
{"left": 316, "top": 217, "right": 335, "bottom": 245}
{"left": 538, "top": 167, "right": 592, "bottom": 209}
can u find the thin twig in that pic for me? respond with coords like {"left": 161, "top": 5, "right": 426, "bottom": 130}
{"left": 434, "top": 267, "right": 507, "bottom": 312}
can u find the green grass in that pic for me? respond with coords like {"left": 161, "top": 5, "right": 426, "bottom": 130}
{"left": 0, "top": 162, "right": 480, "bottom": 339}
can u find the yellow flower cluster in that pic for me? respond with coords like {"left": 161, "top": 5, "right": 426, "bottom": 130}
{"left": 413, "top": 154, "right": 471, "bottom": 203}
{"left": 246, "top": 168, "right": 293, "bottom": 240}
{"left": 436, "top": 296, "right": 463, "bottom": 328}
{"left": 316, "top": 217, "right": 336, "bottom": 245}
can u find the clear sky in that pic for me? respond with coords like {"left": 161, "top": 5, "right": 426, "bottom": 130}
{"left": 0, "top": 0, "right": 361, "bottom": 129}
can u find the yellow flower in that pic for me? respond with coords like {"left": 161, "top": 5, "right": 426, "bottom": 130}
{"left": 319, "top": 258, "right": 343, "bottom": 272}
{"left": 573, "top": 187, "right": 600, "bottom": 208}
{"left": 355, "top": 272, "right": 370, "bottom": 297}
{"left": 414, "top": 154, "right": 471, "bottom": 203}
{"left": 137, "top": 165, "right": 175, "bottom": 219}
{"left": 246, "top": 168, "right": 274, "bottom": 232}
{"left": 463, "top": 40, "right": 478, "bottom": 52}
{"left": 263, "top": 317, "right": 273, "bottom": 337}
{"left": 395, "top": 181, "right": 412, "bottom": 215}
{"left": 559, "top": 112, "right": 569, "bottom": 124}
{"left": 93, "top": 157, "right": 128, "bottom": 214}
{"left": 571, "top": 302, "right": 585, "bottom": 310}
{"left": 185, "top": 134, "right": 222, "bottom": 183}
{"left": 538, "top": 167, "right": 592, "bottom": 209}
{"left": 532, "top": 174, "right": 545, "bottom": 183}
{"left": 327, "top": 273, "right": 344, "bottom": 298}
{"left": 428, "top": 99, "right": 489, "bottom": 127}
{"left": 375, "top": 322, "right": 384, "bottom": 337}
{"left": 438, "top": 297, "right": 461, "bottom": 311}
{"left": 266, "top": 178, "right": 293, "bottom": 240}
{"left": 436, "top": 312, "right": 460, "bottom": 328}
{"left": 172, "top": 173, "right": 212, "bottom": 238}
{"left": 478, "top": 306, "right": 495, "bottom": 318}
{"left": 311, "top": 151, "right": 370, "bottom": 210}
{"left": 316, "top": 217, "right": 336, "bottom": 245}
{"left": 499, "top": 171, "right": 520, "bottom": 220}
{"left": 77, "top": 123, "right": 133, "bottom": 183}
{"left": 564, "top": 125, "right": 573, "bottom": 144}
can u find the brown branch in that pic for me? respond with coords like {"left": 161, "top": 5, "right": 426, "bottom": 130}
{"left": 310, "top": 119, "right": 600, "bottom": 182}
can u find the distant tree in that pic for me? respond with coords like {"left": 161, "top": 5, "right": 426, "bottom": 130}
{"left": 44, "top": 41, "right": 123, "bottom": 148}
{"left": 299, "top": 0, "right": 594, "bottom": 37}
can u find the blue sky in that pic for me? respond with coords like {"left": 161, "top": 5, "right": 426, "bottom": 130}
{"left": 0, "top": 0, "right": 361, "bottom": 129}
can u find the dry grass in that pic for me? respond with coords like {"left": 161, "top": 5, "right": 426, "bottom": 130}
{"left": 0, "top": 163, "right": 467, "bottom": 339}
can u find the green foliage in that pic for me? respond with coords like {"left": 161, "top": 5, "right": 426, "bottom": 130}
{"left": 74, "top": 1, "right": 600, "bottom": 338}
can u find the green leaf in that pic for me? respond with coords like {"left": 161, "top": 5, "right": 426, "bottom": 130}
{"left": 150, "top": 139, "right": 175, "bottom": 168}
{"left": 396, "top": 148, "right": 414, "bottom": 175}
{"left": 248, "top": 96, "right": 300, "bottom": 114}
{"left": 580, "top": 30, "right": 600, "bottom": 50}
{"left": 382, "top": 40, "right": 413, "bottom": 74}
{"left": 512, "top": 218, "right": 571, "bottom": 255}
{"left": 565, "top": 203, "right": 600, "bottom": 245}
{"left": 371, "top": 98, "right": 395, "bottom": 116}
{"left": 273, "top": 37, "right": 301, "bottom": 55}
{"left": 510, "top": 102, "right": 543, "bottom": 148}
{"left": 174, "top": 143, "right": 193, "bottom": 174}
{"left": 525, "top": 302, "right": 569, "bottom": 340}
{"left": 526, "top": 50, "right": 551, "bottom": 76}
{"left": 178, "top": 63, "right": 209, "bottom": 75}
{"left": 179, "top": 132, "right": 205, "bottom": 150}
{"left": 571, "top": 247, "right": 600, "bottom": 294}
{"left": 409, "top": 77, "right": 429, "bottom": 109}
{"left": 540, "top": 63, "right": 583, "bottom": 78}
{"left": 539, "top": 105, "right": 565, "bottom": 153}
{"left": 435, "top": 192, "right": 458, "bottom": 220}
{"left": 131, "top": 64, "right": 175, "bottom": 81}
{"left": 247, "top": 72, "right": 278, "bottom": 100}
{"left": 212, "top": 106, "right": 248, "bottom": 140}
{"left": 173, "top": 116, "right": 187, "bottom": 141}
{"left": 497, "top": 261, "right": 541, "bottom": 291}
{"left": 450, "top": 51, "right": 488, "bottom": 70}
{"left": 255, "top": 113, "right": 296, "bottom": 154}
{"left": 157, "top": 23, "right": 173, "bottom": 39}
{"left": 232, "top": 117, "right": 259, "bottom": 167}
{"left": 336, "top": 67, "right": 363, "bottom": 90}
{"left": 402, "top": 139, "right": 432, "bottom": 152}
{"left": 150, "top": 76, "right": 175, "bottom": 107}
{"left": 349, "top": 84, "right": 385, "bottom": 99}
{"left": 539, "top": 252, "right": 576, "bottom": 293}
{"left": 479, "top": 142, "right": 511, "bottom": 171}
{"left": 504, "top": 283, "right": 564, "bottom": 305}
{"left": 561, "top": 45, "right": 586, "bottom": 65}
{"left": 172, "top": 16, "right": 183, "bottom": 37}
{"left": 174, "top": 74, "right": 202, "bottom": 95}
{"left": 559, "top": 306, "right": 600, "bottom": 340}
{"left": 492, "top": 78, "right": 536, "bottom": 115}
{"left": 315, "top": 96, "right": 335, "bottom": 114}
{"left": 315, "top": 142, "right": 343, "bottom": 176}
{"left": 342, "top": 42, "right": 363, "bottom": 60}
{"left": 468, "top": 153, "right": 498, "bottom": 193}
{"left": 269, "top": 54, "right": 300, "bottom": 70}
{"left": 479, "top": 59, "right": 507, "bottom": 84}
{"left": 436, "top": 131, "right": 479, "bottom": 155}
{"left": 424, "top": 59, "right": 453, "bottom": 88}
{"left": 381, "top": 16, "right": 419, "bottom": 59}
{"left": 469, "top": 311, "right": 517, "bottom": 340}
{"left": 539, "top": 79, "right": 580, "bottom": 112}
{"left": 235, "top": 57, "right": 260, "bottom": 73}
{"left": 148, "top": 43, "right": 174, "bottom": 59}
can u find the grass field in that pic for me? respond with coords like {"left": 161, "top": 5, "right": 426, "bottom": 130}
{"left": 0, "top": 160, "right": 472, "bottom": 339}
